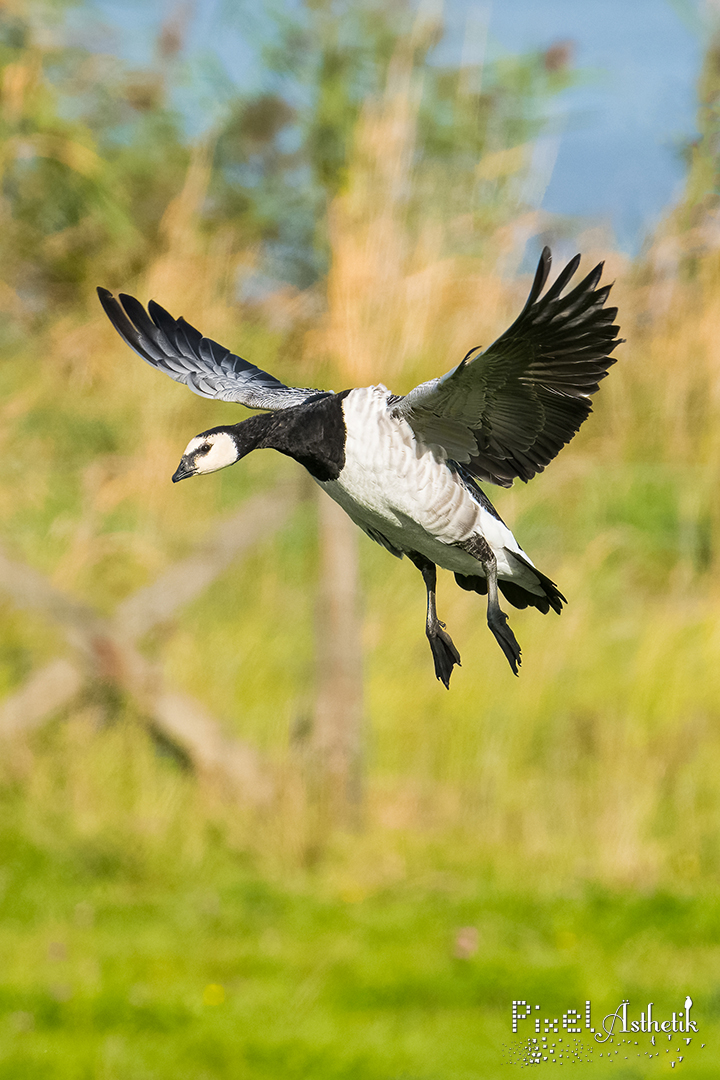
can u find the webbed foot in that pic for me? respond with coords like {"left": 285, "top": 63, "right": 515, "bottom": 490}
{"left": 427, "top": 620, "right": 462, "bottom": 689}
{"left": 488, "top": 610, "right": 521, "bottom": 675}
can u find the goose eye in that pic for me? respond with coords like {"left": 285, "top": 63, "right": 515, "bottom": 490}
{"left": 197, "top": 444, "right": 212, "bottom": 455}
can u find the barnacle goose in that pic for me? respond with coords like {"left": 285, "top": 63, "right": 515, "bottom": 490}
{"left": 98, "top": 248, "right": 621, "bottom": 687}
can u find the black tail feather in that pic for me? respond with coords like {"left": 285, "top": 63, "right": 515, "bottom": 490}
{"left": 454, "top": 557, "right": 565, "bottom": 616}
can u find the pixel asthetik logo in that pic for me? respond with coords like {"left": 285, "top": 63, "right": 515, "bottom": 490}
{"left": 503, "top": 996, "right": 707, "bottom": 1067}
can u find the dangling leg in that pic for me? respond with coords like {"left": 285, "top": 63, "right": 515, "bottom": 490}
{"left": 408, "top": 552, "right": 461, "bottom": 688}
{"left": 459, "top": 537, "right": 521, "bottom": 675}
{"left": 484, "top": 550, "right": 521, "bottom": 674}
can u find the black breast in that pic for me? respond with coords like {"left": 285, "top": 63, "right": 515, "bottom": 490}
{"left": 266, "top": 391, "right": 349, "bottom": 481}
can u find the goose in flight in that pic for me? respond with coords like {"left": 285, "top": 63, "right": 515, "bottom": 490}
{"left": 98, "top": 248, "right": 621, "bottom": 687}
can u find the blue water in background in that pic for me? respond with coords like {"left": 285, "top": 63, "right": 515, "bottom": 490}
{"left": 467, "top": 0, "right": 702, "bottom": 252}
{"left": 90, "top": 0, "right": 703, "bottom": 254}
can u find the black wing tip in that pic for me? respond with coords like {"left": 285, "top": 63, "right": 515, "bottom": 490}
{"left": 97, "top": 285, "right": 132, "bottom": 328}
{"left": 530, "top": 247, "right": 553, "bottom": 302}
{"left": 97, "top": 288, "right": 164, "bottom": 368}
{"left": 526, "top": 248, "right": 592, "bottom": 312}
{"left": 147, "top": 296, "right": 176, "bottom": 325}
{"left": 97, "top": 285, "right": 123, "bottom": 319}
{"left": 96, "top": 286, "right": 118, "bottom": 321}
{"left": 565, "top": 252, "right": 582, "bottom": 275}
{"left": 118, "top": 291, "right": 146, "bottom": 316}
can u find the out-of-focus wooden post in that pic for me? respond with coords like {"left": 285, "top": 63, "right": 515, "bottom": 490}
{"left": 306, "top": 33, "right": 428, "bottom": 830}
{"left": 311, "top": 488, "right": 364, "bottom": 827}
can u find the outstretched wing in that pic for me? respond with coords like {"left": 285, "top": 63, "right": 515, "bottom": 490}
{"left": 97, "top": 289, "right": 327, "bottom": 411}
{"left": 391, "top": 248, "right": 623, "bottom": 486}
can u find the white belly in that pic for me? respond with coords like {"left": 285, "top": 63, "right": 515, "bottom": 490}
{"left": 316, "top": 386, "right": 536, "bottom": 583}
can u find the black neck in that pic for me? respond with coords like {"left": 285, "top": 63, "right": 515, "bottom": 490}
{"left": 228, "top": 393, "right": 347, "bottom": 482}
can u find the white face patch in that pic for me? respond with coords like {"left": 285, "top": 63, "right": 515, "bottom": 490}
{"left": 184, "top": 431, "right": 239, "bottom": 475}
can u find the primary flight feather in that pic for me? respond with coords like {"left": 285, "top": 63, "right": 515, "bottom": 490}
{"left": 98, "top": 247, "right": 621, "bottom": 686}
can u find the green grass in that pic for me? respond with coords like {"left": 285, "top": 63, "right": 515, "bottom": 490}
{"left": 0, "top": 717, "right": 716, "bottom": 1079}
{"left": 1, "top": 757, "right": 719, "bottom": 1080}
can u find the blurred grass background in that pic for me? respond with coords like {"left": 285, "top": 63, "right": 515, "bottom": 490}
{"left": 0, "top": 0, "right": 720, "bottom": 1076}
